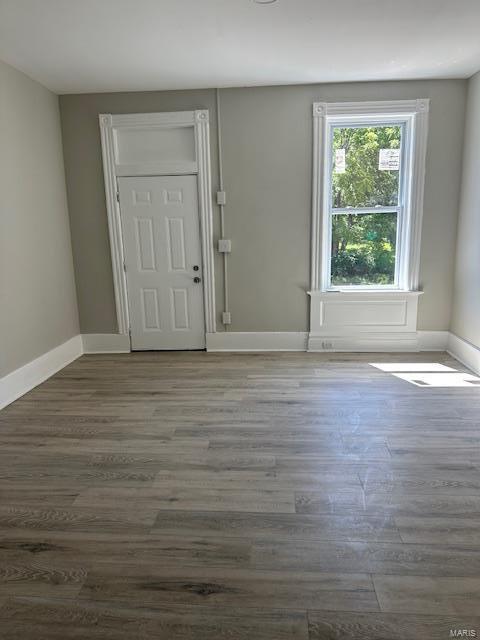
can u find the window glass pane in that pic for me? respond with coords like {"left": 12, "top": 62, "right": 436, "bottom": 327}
{"left": 332, "top": 125, "right": 402, "bottom": 208}
{"left": 331, "top": 212, "right": 397, "bottom": 286}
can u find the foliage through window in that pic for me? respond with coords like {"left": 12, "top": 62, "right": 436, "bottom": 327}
{"left": 328, "top": 123, "right": 404, "bottom": 287}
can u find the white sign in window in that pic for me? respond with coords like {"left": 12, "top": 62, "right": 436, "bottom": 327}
{"left": 334, "top": 148, "right": 346, "bottom": 173}
{"left": 379, "top": 148, "right": 400, "bottom": 171}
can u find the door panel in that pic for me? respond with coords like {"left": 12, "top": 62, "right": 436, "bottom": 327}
{"left": 119, "top": 175, "right": 205, "bottom": 350}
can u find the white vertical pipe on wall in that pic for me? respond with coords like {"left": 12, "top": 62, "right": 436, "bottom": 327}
{"left": 216, "top": 88, "right": 230, "bottom": 327}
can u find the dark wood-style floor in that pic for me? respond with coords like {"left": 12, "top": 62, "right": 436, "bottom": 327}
{"left": 1, "top": 351, "right": 480, "bottom": 639}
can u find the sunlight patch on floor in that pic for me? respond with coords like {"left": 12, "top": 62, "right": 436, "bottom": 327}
{"left": 370, "top": 363, "right": 480, "bottom": 387}
{"left": 371, "top": 363, "right": 457, "bottom": 373}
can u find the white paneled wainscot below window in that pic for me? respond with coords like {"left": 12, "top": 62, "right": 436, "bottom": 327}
{"left": 309, "top": 100, "right": 429, "bottom": 351}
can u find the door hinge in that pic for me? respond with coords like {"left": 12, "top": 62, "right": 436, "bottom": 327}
{"left": 116, "top": 191, "right": 120, "bottom": 202}
{"left": 123, "top": 260, "right": 127, "bottom": 272}
{"left": 128, "top": 327, "right": 132, "bottom": 338}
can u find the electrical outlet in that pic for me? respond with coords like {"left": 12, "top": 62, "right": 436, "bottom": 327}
{"left": 216, "top": 191, "right": 227, "bottom": 206}
{"left": 222, "top": 311, "right": 232, "bottom": 325}
{"left": 218, "top": 239, "right": 232, "bottom": 253}
{"left": 322, "top": 340, "right": 333, "bottom": 350}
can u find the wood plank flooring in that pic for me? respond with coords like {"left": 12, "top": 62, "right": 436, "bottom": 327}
{"left": 1, "top": 351, "right": 480, "bottom": 639}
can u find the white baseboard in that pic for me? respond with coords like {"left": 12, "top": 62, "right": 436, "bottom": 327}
{"left": 447, "top": 333, "right": 480, "bottom": 375}
{"left": 417, "top": 331, "right": 450, "bottom": 351}
{"left": 206, "top": 332, "right": 308, "bottom": 352}
{"left": 308, "top": 331, "right": 449, "bottom": 353}
{"left": 308, "top": 332, "right": 420, "bottom": 352}
{"left": 206, "top": 331, "right": 450, "bottom": 353}
{"left": 0, "top": 333, "right": 130, "bottom": 410}
{"left": 79, "top": 330, "right": 455, "bottom": 355}
{"left": 0, "top": 335, "right": 83, "bottom": 410}
{"left": 82, "top": 333, "right": 131, "bottom": 354}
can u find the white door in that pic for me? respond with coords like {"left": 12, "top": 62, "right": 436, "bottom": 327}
{"left": 118, "top": 175, "right": 205, "bottom": 350}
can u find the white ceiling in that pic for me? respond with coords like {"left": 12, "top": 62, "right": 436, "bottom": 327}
{"left": 1, "top": 0, "right": 480, "bottom": 94}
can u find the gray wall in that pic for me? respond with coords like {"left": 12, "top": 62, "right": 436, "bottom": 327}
{"left": 451, "top": 72, "right": 480, "bottom": 348}
{"left": 0, "top": 60, "right": 79, "bottom": 377}
{"left": 59, "top": 79, "right": 467, "bottom": 334}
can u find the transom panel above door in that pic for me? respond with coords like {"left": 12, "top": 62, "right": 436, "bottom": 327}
{"left": 118, "top": 175, "right": 205, "bottom": 350}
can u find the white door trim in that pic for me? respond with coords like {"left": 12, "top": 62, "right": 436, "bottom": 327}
{"left": 99, "top": 110, "right": 216, "bottom": 341}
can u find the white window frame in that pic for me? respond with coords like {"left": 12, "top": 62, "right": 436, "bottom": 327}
{"left": 311, "top": 100, "right": 429, "bottom": 293}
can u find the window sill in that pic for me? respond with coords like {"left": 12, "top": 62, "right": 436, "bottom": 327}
{"left": 307, "top": 289, "right": 423, "bottom": 297}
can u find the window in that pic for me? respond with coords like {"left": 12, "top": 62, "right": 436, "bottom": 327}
{"left": 311, "top": 100, "right": 429, "bottom": 292}
{"left": 330, "top": 124, "right": 402, "bottom": 287}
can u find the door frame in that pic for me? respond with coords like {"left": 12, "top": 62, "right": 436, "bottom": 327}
{"left": 99, "top": 110, "right": 216, "bottom": 345}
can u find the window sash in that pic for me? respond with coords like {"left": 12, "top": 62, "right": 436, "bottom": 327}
{"left": 329, "top": 122, "right": 405, "bottom": 210}
{"left": 328, "top": 207, "right": 402, "bottom": 290}
{"left": 331, "top": 206, "right": 398, "bottom": 215}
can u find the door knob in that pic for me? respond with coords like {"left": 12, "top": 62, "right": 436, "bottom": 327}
{"left": 193, "top": 277, "right": 201, "bottom": 283}
{"left": 193, "top": 265, "right": 199, "bottom": 271}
